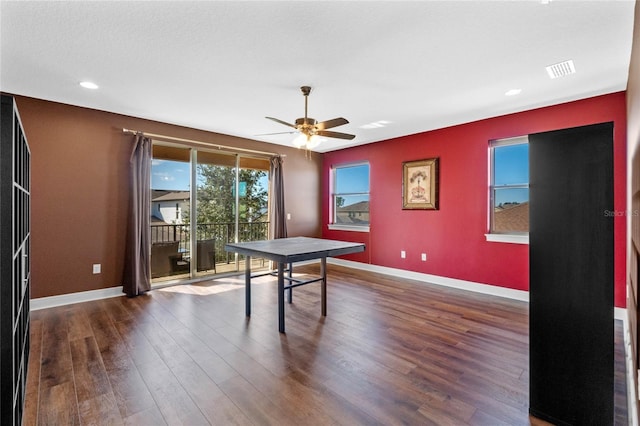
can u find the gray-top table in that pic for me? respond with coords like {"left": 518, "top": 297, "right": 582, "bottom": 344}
{"left": 224, "top": 237, "right": 365, "bottom": 333}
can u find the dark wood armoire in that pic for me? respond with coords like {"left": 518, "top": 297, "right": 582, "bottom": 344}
{"left": 0, "top": 95, "right": 31, "bottom": 425}
{"left": 529, "top": 122, "right": 614, "bottom": 425}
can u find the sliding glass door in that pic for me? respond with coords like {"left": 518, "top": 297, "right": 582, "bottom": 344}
{"left": 150, "top": 145, "right": 191, "bottom": 281}
{"left": 150, "top": 143, "right": 269, "bottom": 282}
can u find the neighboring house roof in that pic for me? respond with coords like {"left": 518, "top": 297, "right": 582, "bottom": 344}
{"left": 152, "top": 190, "right": 190, "bottom": 202}
{"left": 338, "top": 201, "right": 369, "bottom": 212}
{"left": 494, "top": 202, "right": 529, "bottom": 232}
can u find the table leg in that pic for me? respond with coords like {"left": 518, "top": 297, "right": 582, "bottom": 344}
{"left": 321, "top": 257, "right": 327, "bottom": 316}
{"left": 287, "top": 262, "right": 293, "bottom": 303}
{"left": 245, "top": 255, "right": 251, "bottom": 316}
{"left": 278, "top": 262, "right": 285, "bottom": 333}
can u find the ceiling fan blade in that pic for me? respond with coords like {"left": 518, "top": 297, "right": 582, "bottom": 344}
{"left": 265, "top": 116, "right": 297, "bottom": 129}
{"left": 255, "top": 131, "right": 298, "bottom": 136}
{"left": 316, "top": 130, "right": 356, "bottom": 140}
{"left": 316, "top": 117, "right": 349, "bottom": 130}
{"left": 255, "top": 131, "right": 299, "bottom": 136}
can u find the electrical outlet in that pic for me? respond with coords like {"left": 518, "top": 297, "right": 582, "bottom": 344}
{"left": 421, "top": 253, "right": 427, "bottom": 261}
{"left": 92, "top": 264, "right": 101, "bottom": 274}
{"left": 401, "top": 250, "right": 406, "bottom": 259}
{"left": 287, "top": 213, "right": 291, "bottom": 220}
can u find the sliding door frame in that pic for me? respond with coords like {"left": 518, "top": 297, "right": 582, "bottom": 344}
{"left": 152, "top": 140, "right": 270, "bottom": 282}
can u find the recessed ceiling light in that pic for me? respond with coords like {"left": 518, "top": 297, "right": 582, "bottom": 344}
{"left": 545, "top": 60, "right": 576, "bottom": 79}
{"left": 505, "top": 89, "right": 522, "bottom": 96}
{"left": 80, "top": 81, "right": 99, "bottom": 89}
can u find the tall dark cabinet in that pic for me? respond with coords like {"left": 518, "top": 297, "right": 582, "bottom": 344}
{"left": 0, "top": 95, "right": 31, "bottom": 425}
{"left": 529, "top": 122, "right": 614, "bottom": 425}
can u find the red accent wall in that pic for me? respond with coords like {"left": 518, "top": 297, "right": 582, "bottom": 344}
{"left": 323, "top": 92, "right": 627, "bottom": 307}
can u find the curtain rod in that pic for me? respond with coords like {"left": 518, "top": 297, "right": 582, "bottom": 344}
{"left": 122, "top": 128, "right": 284, "bottom": 157}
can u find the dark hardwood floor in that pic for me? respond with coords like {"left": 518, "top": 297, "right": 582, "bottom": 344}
{"left": 23, "top": 264, "right": 628, "bottom": 425}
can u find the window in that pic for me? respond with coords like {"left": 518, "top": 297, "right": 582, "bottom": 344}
{"left": 487, "top": 136, "right": 529, "bottom": 244}
{"left": 329, "top": 163, "right": 370, "bottom": 232}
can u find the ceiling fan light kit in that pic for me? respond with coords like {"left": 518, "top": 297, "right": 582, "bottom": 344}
{"left": 292, "top": 133, "right": 321, "bottom": 149}
{"left": 265, "top": 86, "right": 355, "bottom": 150}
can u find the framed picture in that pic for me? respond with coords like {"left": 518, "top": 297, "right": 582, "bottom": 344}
{"left": 402, "top": 158, "right": 439, "bottom": 210}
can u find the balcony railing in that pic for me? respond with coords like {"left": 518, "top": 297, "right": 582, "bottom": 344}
{"left": 150, "top": 221, "right": 269, "bottom": 265}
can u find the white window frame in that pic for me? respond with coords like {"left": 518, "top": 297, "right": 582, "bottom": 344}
{"left": 485, "top": 136, "right": 529, "bottom": 244}
{"left": 328, "top": 162, "right": 370, "bottom": 232}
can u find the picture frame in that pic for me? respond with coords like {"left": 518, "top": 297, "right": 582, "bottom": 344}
{"left": 402, "top": 158, "right": 439, "bottom": 210}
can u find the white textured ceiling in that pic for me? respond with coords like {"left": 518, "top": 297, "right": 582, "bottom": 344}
{"left": 0, "top": 1, "right": 635, "bottom": 152}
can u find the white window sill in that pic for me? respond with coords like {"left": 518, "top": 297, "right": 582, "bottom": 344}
{"left": 485, "top": 233, "right": 529, "bottom": 244}
{"left": 328, "top": 224, "right": 370, "bottom": 233}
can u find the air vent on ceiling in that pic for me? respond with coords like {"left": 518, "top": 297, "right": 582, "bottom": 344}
{"left": 545, "top": 60, "right": 576, "bottom": 79}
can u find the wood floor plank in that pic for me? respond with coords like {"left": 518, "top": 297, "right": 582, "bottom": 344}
{"left": 169, "top": 355, "right": 253, "bottom": 425}
{"left": 23, "top": 317, "right": 43, "bottom": 426}
{"left": 65, "top": 304, "right": 94, "bottom": 341}
{"left": 136, "top": 362, "right": 210, "bottom": 426}
{"left": 37, "top": 382, "right": 80, "bottom": 426}
{"left": 69, "top": 336, "right": 114, "bottom": 403}
{"left": 168, "top": 326, "right": 239, "bottom": 384}
{"left": 322, "top": 366, "right": 427, "bottom": 425}
{"left": 98, "top": 360, "right": 156, "bottom": 421}
{"left": 84, "top": 302, "right": 157, "bottom": 418}
{"left": 36, "top": 307, "right": 79, "bottom": 426}
{"left": 418, "top": 393, "right": 477, "bottom": 425}
{"left": 121, "top": 298, "right": 230, "bottom": 425}
{"left": 217, "top": 374, "right": 301, "bottom": 426}
{"left": 122, "top": 405, "right": 168, "bottom": 426}
{"left": 111, "top": 317, "right": 165, "bottom": 369}
{"left": 23, "top": 264, "right": 628, "bottom": 425}
{"left": 130, "top": 302, "right": 252, "bottom": 424}
{"left": 221, "top": 349, "right": 339, "bottom": 424}
{"left": 468, "top": 408, "right": 520, "bottom": 426}
{"left": 77, "top": 393, "right": 123, "bottom": 426}
{"left": 38, "top": 307, "right": 74, "bottom": 388}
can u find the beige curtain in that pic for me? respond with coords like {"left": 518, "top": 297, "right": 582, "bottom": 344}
{"left": 269, "top": 155, "right": 287, "bottom": 239}
{"left": 122, "top": 134, "right": 152, "bottom": 296}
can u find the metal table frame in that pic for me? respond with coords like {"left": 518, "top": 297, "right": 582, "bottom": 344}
{"left": 224, "top": 237, "right": 365, "bottom": 333}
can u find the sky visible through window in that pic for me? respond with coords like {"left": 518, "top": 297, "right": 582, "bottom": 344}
{"left": 335, "top": 164, "right": 369, "bottom": 205}
{"left": 494, "top": 143, "right": 529, "bottom": 205}
{"left": 151, "top": 159, "right": 268, "bottom": 191}
{"left": 152, "top": 159, "right": 190, "bottom": 190}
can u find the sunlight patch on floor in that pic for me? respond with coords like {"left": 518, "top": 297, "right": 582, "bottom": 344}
{"left": 156, "top": 271, "right": 314, "bottom": 296}
{"left": 158, "top": 282, "right": 242, "bottom": 295}
{"left": 158, "top": 276, "right": 247, "bottom": 295}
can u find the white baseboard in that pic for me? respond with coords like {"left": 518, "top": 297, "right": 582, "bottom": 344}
{"left": 30, "top": 262, "right": 629, "bottom": 319}
{"left": 30, "top": 286, "right": 124, "bottom": 311}
{"left": 616, "top": 306, "right": 629, "bottom": 322}
{"left": 330, "top": 259, "right": 630, "bottom": 320}
{"left": 328, "top": 258, "right": 530, "bottom": 302}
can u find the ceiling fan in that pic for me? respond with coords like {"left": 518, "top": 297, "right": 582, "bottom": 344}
{"left": 264, "top": 86, "right": 355, "bottom": 150}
